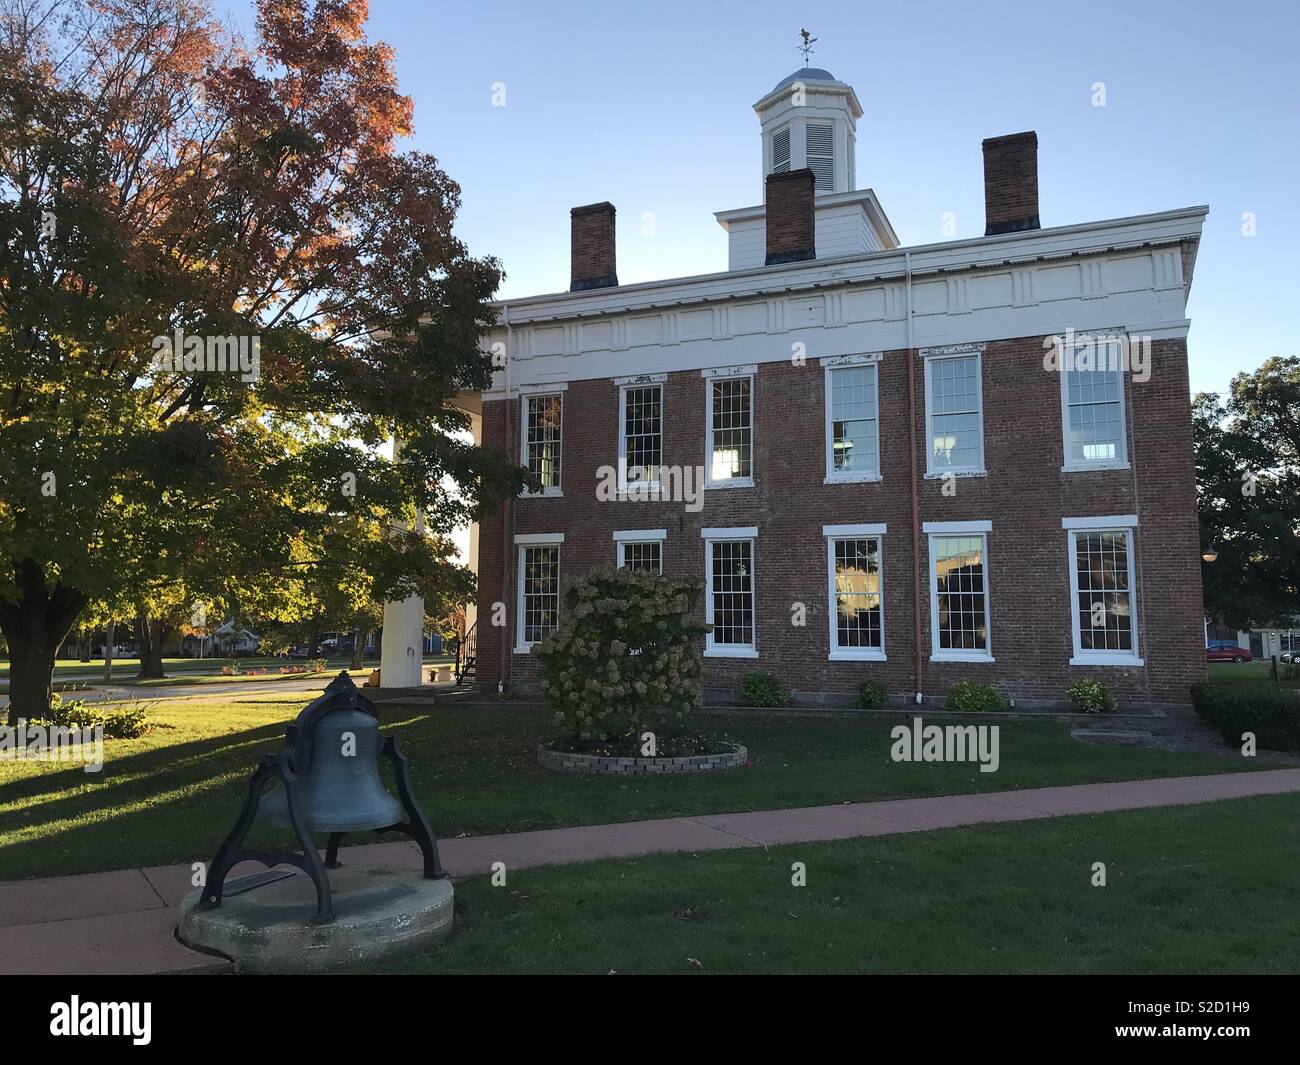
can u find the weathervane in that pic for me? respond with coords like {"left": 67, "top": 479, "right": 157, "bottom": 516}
{"left": 798, "top": 28, "right": 817, "bottom": 66}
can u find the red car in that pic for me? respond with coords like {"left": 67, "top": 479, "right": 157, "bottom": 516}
{"left": 1206, "top": 642, "right": 1252, "bottom": 663}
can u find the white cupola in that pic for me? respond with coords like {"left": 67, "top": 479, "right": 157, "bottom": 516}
{"left": 753, "top": 67, "right": 862, "bottom": 199}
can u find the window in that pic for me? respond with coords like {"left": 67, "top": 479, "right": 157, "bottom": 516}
{"left": 925, "top": 521, "right": 992, "bottom": 661}
{"left": 805, "top": 121, "right": 834, "bottom": 191}
{"left": 613, "top": 528, "right": 666, "bottom": 573}
{"left": 1065, "top": 517, "right": 1141, "bottom": 665}
{"left": 619, "top": 380, "right": 663, "bottom": 490}
{"left": 824, "top": 524, "right": 885, "bottom": 660}
{"left": 514, "top": 534, "right": 562, "bottom": 651}
{"left": 703, "top": 528, "right": 757, "bottom": 657}
{"left": 705, "top": 372, "right": 753, "bottom": 486}
{"left": 824, "top": 358, "right": 880, "bottom": 481}
{"left": 771, "top": 125, "right": 790, "bottom": 174}
{"left": 1061, "top": 342, "right": 1128, "bottom": 469}
{"left": 925, "top": 352, "right": 984, "bottom": 474}
{"left": 521, "top": 392, "right": 562, "bottom": 493}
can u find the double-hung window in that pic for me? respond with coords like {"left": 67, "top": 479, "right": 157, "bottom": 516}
{"left": 1060, "top": 337, "right": 1128, "bottom": 470}
{"left": 824, "top": 355, "right": 881, "bottom": 482}
{"left": 617, "top": 375, "right": 664, "bottom": 491}
{"left": 824, "top": 524, "right": 886, "bottom": 660}
{"left": 702, "top": 527, "right": 757, "bottom": 657}
{"left": 521, "top": 390, "right": 563, "bottom": 495}
{"left": 514, "top": 533, "right": 562, "bottom": 652}
{"left": 614, "top": 529, "right": 665, "bottom": 573}
{"left": 925, "top": 521, "right": 993, "bottom": 661}
{"left": 924, "top": 349, "right": 985, "bottom": 475}
{"left": 703, "top": 366, "right": 754, "bottom": 487}
{"left": 1064, "top": 516, "right": 1142, "bottom": 665}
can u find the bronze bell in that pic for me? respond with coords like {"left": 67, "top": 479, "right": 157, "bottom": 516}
{"left": 257, "top": 706, "right": 403, "bottom": 833}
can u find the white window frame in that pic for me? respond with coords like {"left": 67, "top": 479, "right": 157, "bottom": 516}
{"left": 615, "top": 374, "right": 666, "bottom": 494}
{"left": 702, "top": 526, "right": 759, "bottom": 658}
{"left": 924, "top": 520, "right": 994, "bottom": 663}
{"left": 703, "top": 365, "right": 756, "bottom": 489}
{"left": 613, "top": 528, "right": 666, "bottom": 573}
{"left": 513, "top": 532, "right": 563, "bottom": 654}
{"left": 1058, "top": 337, "right": 1130, "bottom": 472}
{"left": 923, "top": 348, "right": 986, "bottom": 477}
{"left": 822, "top": 354, "right": 883, "bottom": 483}
{"left": 519, "top": 388, "right": 564, "bottom": 497}
{"left": 824, "top": 523, "right": 886, "bottom": 661}
{"left": 1063, "top": 515, "right": 1143, "bottom": 666}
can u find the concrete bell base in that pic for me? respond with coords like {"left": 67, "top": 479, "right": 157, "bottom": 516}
{"left": 177, "top": 866, "right": 454, "bottom": 973}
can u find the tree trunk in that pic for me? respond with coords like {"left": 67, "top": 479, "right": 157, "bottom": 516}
{"left": 350, "top": 628, "right": 367, "bottom": 671}
{"left": 79, "top": 635, "right": 91, "bottom": 663}
{"left": 103, "top": 619, "right": 115, "bottom": 682}
{"left": 0, "top": 560, "right": 88, "bottom": 726}
{"left": 134, "top": 616, "right": 169, "bottom": 679}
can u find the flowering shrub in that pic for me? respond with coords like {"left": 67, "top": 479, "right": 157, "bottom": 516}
{"left": 1066, "top": 678, "right": 1116, "bottom": 714}
{"left": 535, "top": 568, "right": 709, "bottom": 747}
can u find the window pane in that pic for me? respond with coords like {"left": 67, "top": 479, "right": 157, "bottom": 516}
{"left": 831, "top": 366, "right": 878, "bottom": 473}
{"left": 1066, "top": 366, "right": 1124, "bottom": 463}
{"left": 1075, "top": 530, "right": 1133, "bottom": 651}
{"left": 526, "top": 394, "right": 562, "bottom": 488}
{"left": 522, "top": 545, "right": 559, "bottom": 644}
{"left": 929, "top": 356, "right": 981, "bottom": 470}
{"left": 834, "top": 538, "right": 882, "bottom": 648}
{"left": 710, "top": 377, "right": 752, "bottom": 481}
{"left": 621, "top": 541, "right": 662, "bottom": 574}
{"left": 623, "top": 385, "right": 662, "bottom": 484}
{"left": 710, "top": 540, "right": 754, "bottom": 647}
{"left": 934, "top": 535, "right": 987, "bottom": 651}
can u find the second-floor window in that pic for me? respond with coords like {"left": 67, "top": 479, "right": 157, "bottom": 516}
{"left": 1062, "top": 342, "right": 1127, "bottom": 469}
{"left": 925, "top": 352, "right": 985, "bottom": 475}
{"left": 706, "top": 374, "right": 753, "bottom": 486}
{"left": 522, "top": 392, "right": 562, "bottom": 493}
{"left": 620, "top": 382, "right": 663, "bottom": 489}
{"left": 825, "top": 359, "right": 880, "bottom": 481}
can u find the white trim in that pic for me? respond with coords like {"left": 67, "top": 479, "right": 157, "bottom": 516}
{"left": 825, "top": 532, "right": 886, "bottom": 662}
{"left": 704, "top": 370, "right": 755, "bottom": 488}
{"left": 824, "top": 360, "right": 882, "bottom": 483}
{"left": 927, "top": 530, "right": 994, "bottom": 663}
{"left": 514, "top": 532, "right": 564, "bottom": 545}
{"left": 520, "top": 391, "right": 563, "bottom": 498}
{"left": 700, "top": 363, "right": 757, "bottom": 379}
{"left": 612, "top": 528, "right": 667, "bottom": 542}
{"left": 1057, "top": 335, "right": 1130, "bottom": 472}
{"left": 516, "top": 381, "right": 568, "bottom": 393}
{"left": 922, "top": 348, "right": 985, "bottom": 476}
{"left": 1066, "top": 525, "right": 1142, "bottom": 666}
{"left": 617, "top": 379, "right": 664, "bottom": 493}
{"left": 923, "top": 520, "right": 991, "bottom": 534}
{"left": 1062, "top": 514, "right": 1139, "bottom": 530}
{"left": 822, "top": 523, "right": 887, "bottom": 537}
{"left": 820, "top": 352, "right": 883, "bottom": 368}
{"left": 514, "top": 540, "right": 561, "bottom": 654}
{"left": 612, "top": 372, "right": 666, "bottom": 385}
{"left": 703, "top": 531, "right": 758, "bottom": 656}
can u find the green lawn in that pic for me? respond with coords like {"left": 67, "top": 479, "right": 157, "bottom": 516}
{"left": 0, "top": 654, "right": 450, "bottom": 683}
{"left": 1207, "top": 659, "right": 1299, "bottom": 687}
{"left": 0, "top": 692, "right": 1270, "bottom": 881}
{"left": 363, "top": 794, "right": 1300, "bottom": 974}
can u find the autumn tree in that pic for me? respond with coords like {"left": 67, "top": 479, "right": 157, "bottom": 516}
{"left": 0, "top": 0, "right": 525, "bottom": 722}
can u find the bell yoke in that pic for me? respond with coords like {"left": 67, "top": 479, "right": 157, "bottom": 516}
{"left": 197, "top": 671, "right": 443, "bottom": 923}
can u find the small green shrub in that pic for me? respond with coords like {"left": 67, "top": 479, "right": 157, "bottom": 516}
{"left": 1191, "top": 681, "right": 1300, "bottom": 751}
{"left": 943, "top": 681, "right": 1006, "bottom": 713}
{"left": 1066, "top": 678, "right": 1116, "bottom": 714}
{"left": 857, "top": 679, "right": 889, "bottom": 710}
{"left": 30, "top": 694, "right": 151, "bottom": 738}
{"left": 738, "top": 671, "right": 791, "bottom": 708}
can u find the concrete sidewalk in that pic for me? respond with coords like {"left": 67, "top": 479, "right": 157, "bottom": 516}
{"left": 3, "top": 766, "right": 1299, "bottom": 974}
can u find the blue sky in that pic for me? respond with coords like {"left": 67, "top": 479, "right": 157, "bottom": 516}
{"left": 228, "top": 0, "right": 1299, "bottom": 398}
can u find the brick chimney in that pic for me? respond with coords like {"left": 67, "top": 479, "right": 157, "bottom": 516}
{"left": 765, "top": 168, "right": 817, "bottom": 265}
{"left": 570, "top": 202, "right": 618, "bottom": 291}
{"left": 982, "top": 132, "right": 1040, "bottom": 236}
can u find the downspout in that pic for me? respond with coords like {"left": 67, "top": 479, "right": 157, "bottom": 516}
{"left": 906, "top": 251, "right": 923, "bottom": 705}
{"left": 498, "top": 304, "right": 513, "bottom": 693}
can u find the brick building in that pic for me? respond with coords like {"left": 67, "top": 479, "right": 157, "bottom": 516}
{"left": 467, "top": 65, "right": 1208, "bottom": 708}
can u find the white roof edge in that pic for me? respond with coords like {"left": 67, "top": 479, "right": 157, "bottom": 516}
{"left": 492, "top": 206, "right": 1208, "bottom": 325}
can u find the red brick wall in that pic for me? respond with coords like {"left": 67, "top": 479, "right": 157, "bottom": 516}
{"left": 476, "top": 334, "right": 1205, "bottom": 705}
{"left": 570, "top": 202, "right": 618, "bottom": 291}
{"left": 983, "top": 132, "right": 1040, "bottom": 236}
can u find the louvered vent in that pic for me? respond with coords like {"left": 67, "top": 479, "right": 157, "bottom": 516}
{"left": 805, "top": 122, "right": 834, "bottom": 191}
{"left": 771, "top": 126, "right": 791, "bottom": 173}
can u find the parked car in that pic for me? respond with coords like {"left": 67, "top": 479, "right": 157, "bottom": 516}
{"left": 1282, "top": 650, "right": 1296, "bottom": 663}
{"left": 1206, "top": 643, "right": 1252, "bottom": 663}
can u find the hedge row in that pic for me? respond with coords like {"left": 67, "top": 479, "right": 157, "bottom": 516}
{"left": 1191, "top": 681, "right": 1300, "bottom": 751}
